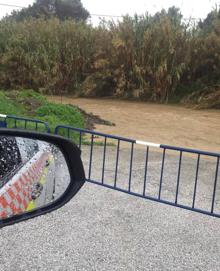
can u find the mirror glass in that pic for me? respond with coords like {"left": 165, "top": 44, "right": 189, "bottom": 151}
{"left": 0, "top": 136, "right": 70, "bottom": 219}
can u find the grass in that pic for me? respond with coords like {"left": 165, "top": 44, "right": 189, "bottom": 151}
{"left": 0, "top": 89, "right": 85, "bottom": 143}
{"left": 0, "top": 91, "right": 25, "bottom": 116}
{"left": 36, "top": 104, "right": 84, "bottom": 141}
{"left": 18, "top": 89, "right": 46, "bottom": 104}
{"left": 82, "top": 140, "right": 115, "bottom": 147}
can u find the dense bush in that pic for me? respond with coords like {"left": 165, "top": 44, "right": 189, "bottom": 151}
{"left": 0, "top": 18, "right": 95, "bottom": 93}
{"left": 0, "top": 7, "right": 220, "bottom": 104}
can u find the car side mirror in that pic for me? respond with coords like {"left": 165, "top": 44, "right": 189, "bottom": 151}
{"left": 0, "top": 129, "right": 85, "bottom": 228}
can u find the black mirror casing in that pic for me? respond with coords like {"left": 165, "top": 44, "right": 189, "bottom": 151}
{"left": 0, "top": 129, "right": 85, "bottom": 228}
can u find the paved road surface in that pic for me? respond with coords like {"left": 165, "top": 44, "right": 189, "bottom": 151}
{"left": 0, "top": 145, "right": 219, "bottom": 271}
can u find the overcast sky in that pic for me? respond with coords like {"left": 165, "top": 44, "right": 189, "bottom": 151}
{"left": 0, "top": 0, "right": 219, "bottom": 23}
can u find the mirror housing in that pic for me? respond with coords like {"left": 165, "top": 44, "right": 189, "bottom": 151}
{"left": 0, "top": 128, "right": 85, "bottom": 228}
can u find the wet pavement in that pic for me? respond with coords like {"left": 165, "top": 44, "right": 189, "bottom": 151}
{"left": 0, "top": 145, "right": 219, "bottom": 271}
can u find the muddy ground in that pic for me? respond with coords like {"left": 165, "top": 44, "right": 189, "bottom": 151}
{"left": 48, "top": 96, "right": 220, "bottom": 153}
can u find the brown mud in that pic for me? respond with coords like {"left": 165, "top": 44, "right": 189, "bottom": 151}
{"left": 48, "top": 96, "right": 220, "bottom": 153}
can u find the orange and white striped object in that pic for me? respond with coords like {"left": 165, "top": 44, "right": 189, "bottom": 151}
{"left": 0, "top": 152, "right": 49, "bottom": 219}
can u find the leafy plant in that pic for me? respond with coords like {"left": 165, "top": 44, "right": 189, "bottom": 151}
{"left": 0, "top": 6, "right": 220, "bottom": 106}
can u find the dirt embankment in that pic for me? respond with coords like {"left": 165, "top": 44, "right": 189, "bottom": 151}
{"left": 47, "top": 96, "right": 220, "bottom": 153}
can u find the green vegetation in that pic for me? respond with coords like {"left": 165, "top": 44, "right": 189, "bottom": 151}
{"left": 82, "top": 139, "right": 115, "bottom": 147}
{"left": 36, "top": 103, "right": 84, "bottom": 132}
{"left": 0, "top": 90, "right": 84, "bottom": 141}
{"left": 4, "top": 0, "right": 89, "bottom": 22}
{"left": 0, "top": 91, "right": 24, "bottom": 115}
{"left": 18, "top": 90, "right": 46, "bottom": 105}
{"left": 0, "top": 5, "right": 220, "bottom": 108}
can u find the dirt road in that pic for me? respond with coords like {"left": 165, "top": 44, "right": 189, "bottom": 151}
{"left": 48, "top": 96, "right": 220, "bottom": 153}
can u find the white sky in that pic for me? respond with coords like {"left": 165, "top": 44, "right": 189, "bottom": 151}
{"left": 0, "top": 0, "right": 219, "bottom": 23}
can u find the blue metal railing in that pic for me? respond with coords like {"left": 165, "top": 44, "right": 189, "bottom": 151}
{"left": 3, "top": 115, "right": 50, "bottom": 132}
{"left": 55, "top": 125, "right": 220, "bottom": 218}
{"left": 0, "top": 114, "right": 7, "bottom": 128}
{"left": 1, "top": 115, "right": 219, "bottom": 218}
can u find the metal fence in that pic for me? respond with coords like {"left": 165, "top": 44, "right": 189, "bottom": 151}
{"left": 0, "top": 114, "right": 50, "bottom": 132}
{"left": 55, "top": 125, "right": 220, "bottom": 218}
{"left": 1, "top": 114, "right": 219, "bottom": 218}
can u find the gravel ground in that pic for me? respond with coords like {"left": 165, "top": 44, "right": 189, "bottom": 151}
{"left": 0, "top": 145, "right": 219, "bottom": 271}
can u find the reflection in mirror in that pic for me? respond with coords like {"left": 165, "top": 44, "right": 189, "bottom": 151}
{"left": 0, "top": 136, "right": 70, "bottom": 219}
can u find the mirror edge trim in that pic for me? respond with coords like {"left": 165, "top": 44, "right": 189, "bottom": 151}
{"left": 0, "top": 128, "right": 85, "bottom": 228}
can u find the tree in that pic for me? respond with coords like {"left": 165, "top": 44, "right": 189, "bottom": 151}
{"left": 4, "top": 0, "right": 90, "bottom": 22}
{"left": 198, "top": 7, "right": 220, "bottom": 34}
{"left": 55, "top": 0, "right": 89, "bottom": 21}
{"left": 152, "top": 6, "right": 183, "bottom": 27}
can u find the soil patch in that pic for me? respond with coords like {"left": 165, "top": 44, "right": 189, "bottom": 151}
{"left": 72, "top": 105, "right": 115, "bottom": 130}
